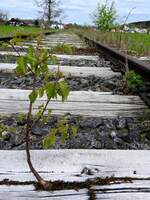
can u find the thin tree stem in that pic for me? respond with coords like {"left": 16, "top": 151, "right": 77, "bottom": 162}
{"left": 25, "top": 76, "right": 49, "bottom": 188}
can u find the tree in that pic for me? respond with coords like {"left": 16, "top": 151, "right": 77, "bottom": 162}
{"left": 1, "top": 36, "right": 77, "bottom": 190}
{"left": 92, "top": 0, "right": 117, "bottom": 31}
{"left": 36, "top": 0, "right": 63, "bottom": 28}
{"left": 34, "top": 19, "right": 40, "bottom": 27}
{"left": 0, "top": 10, "right": 8, "bottom": 24}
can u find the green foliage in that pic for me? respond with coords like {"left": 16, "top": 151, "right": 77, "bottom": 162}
{"left": 0, "top": 123, "right": 17, "bottom": 139}
{"left": 38, "top": 87, "right": 45, "bottom": 98}
{"left": 71, "top": 125, "right": 78, "bottom": 137}
{"left": 58, "top": 80, "right": 69, "bottom": 102}
{"left": 43, "top": 117, "right": 78, "bottom": 149}
{"left": 0, "top": 42, "right": 9, "bottom": 48}
{"left": 0, "top": 25, "right": 51, "bottom": 38}
{"left": 45, "top": 83, "right": 56, "bottom": 100}
{"left": 43, "top": 128, "right": 57, "bottom": 149}
{"left": 14, "top": 35, "right": 77, "bottom": 151}
{"left": 17, "top": 113, "right": 26, "bottom": 124}
{"left": 16, "top": 57, "right": 27, "bottom": 76}
{"left": 29, "top": 90, "right": 38, "bottom": 103}
{"left": 77, "top": 28, "right": 150, "bottom": 56}
{"left": 7, "top": 127, "right": 17, "bottom": 134}
{"left": 124, "top": 70, "right": 143, "bottom": 90}
{"left": 51, "top": 43, "right": 74, "bottom": 54}
{"left": 0, "top": 123, "right": 5, "bottom": 139}
{"left": 92, "top": 1, "right": 117, "bottom": 31}
{"left": 10, "top": 37, "right": 24, "bottom": 46}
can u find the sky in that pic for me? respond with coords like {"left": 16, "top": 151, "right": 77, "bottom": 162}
{"left": 0, "top": 0, "right": 150, "bottom": 24}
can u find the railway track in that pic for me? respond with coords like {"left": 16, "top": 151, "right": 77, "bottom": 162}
{"left": 0, "top": 32, "right": 149, "bottom": 199}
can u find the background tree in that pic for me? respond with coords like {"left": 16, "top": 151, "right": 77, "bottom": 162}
{"left": 36, "top": 0, "right": 63, "bottom": 28}
{"left": 92, "top": 0, "right": 117, "bottom": 31}
{"left": 0, "top": 10, "right": 8, "bottom": 24}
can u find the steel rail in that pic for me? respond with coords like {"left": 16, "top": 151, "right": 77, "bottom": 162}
{"left": 79, "top": 34, "right": 150, "bottom": 81}
{"left": 78, "top": 34, "right": 150, "bottom": 107}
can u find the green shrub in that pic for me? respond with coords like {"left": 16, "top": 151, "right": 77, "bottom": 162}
{"left": 124, "top": 70, "right": 143, "bottom": 91}
{"left": 51, "top": 43, "right": 74, "bottom": 54}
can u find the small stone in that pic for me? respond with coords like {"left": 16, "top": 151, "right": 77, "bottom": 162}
{"left": 15, "top": 143, "right": 26, "bottom": 150}
{"left": 110, "top": 131, "right": 117, "bottom": 138}
{"left": 118, "top": 127, "right": 133, "bottom": 141}
{"left": 10, "top": 133, "right": 24, "bottom": 147}
{"left": 32, "top": 125, "right": 49, "bottom": 136}
{"left": 79, "top": 118, "right": 102, "bottom": 129}
{"left": 80, "top": 79, "right": 89, "bottom": 87}
{"left": 104, "top": 120, "right": 114, "bottom": 129}
{"left": 116, "top": 118, "right": 126, "bottom": 129}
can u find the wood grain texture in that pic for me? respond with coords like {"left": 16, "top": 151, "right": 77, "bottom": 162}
{"left": 0, "top": 63, "right": 120, "bottom": 78}
{"left": 0, "top": 150, "right": 150, "bottom": 199}
{"left": 0, "top": 186, "right": 88, "bottom": 200}
{"left": 0, "top": 150, "right": 150, "bottom": 182}
{"left": 0, "top": 89, "right": 146, "bottom": 117}
{"left": 0, "top": 52, "right": 99, "bottom": 61}
{"left": 0, "top": 182, "right": 150, "bottom": 200}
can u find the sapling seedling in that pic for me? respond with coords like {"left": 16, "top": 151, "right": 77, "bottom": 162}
{"left": 1, "top": 35, "right": 77, "bottom": 190}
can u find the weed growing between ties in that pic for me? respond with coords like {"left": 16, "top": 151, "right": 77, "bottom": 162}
{"left": 0, "top": 35, "right": 77, "bottom": 190}
{"left": 123, "top": 70, "right": 144, "bottom": 93}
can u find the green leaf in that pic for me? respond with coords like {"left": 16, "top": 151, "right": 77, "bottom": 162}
{"left": 35, "top": 68, "right": 41, "bottom": 78}
{"left": 26, "top": 55, "right": 38, "bottom": 70}
{"left": 38, "top": 87, "right": 45, "bottom": 98}
{"left": 45, "top": 83, "right": 56, "bottom": 100}
{"left": 40, "top": 48, "right": 48, "bottom": 60}
{"left": 1, "top": 42, "right": 9, "bottom": 49}
{"left": 16, "top": 57, "right": 27, "bottom": 76}
{"left": 43, "top": 129, "right": 56, "bottom": 149}
{"left": 0, "top": 124, "right": 5, "bottom": 140}
{"left": 0, "top": 132, "right": 2, "bottom": 140}
{"left": 27, "top": 46, "right": 34, "bottom": 56}
{"left": 42, "top": 115, "right": 48, "bottom": 124}
{"left": 44, "top": 72, "right": 52, "bottom": 81}
{"left": 7, "top": 127, "right": 17, "bottom": 133}
{"left": 11, "top": 37, "right": 23, "bottom": 45}
{"left": 71, "top": 125, "right": 78, "bottom": 138}
{"left": 58, "top": 81, "right": 69, "bottom": 102}
{"left": 60, "top": 126, "right": 68, "bottom": 144}
{"left": 40, "top": 62, "right": 48, "bottom": 73}
{"left": 29, "top": 90, "right": 38, "bottom": 103}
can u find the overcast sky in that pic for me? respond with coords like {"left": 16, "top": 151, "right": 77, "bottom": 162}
{"left": 0, "top": 0, "right": 150, "bottom": 24}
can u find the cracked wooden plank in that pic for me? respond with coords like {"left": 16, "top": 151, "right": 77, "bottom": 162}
{"left": 0, "top": 63, "right": 121, "bottom": 78}
{"left": 0, "top": 185, "right": 88, "bottom": 200}
{"left": 0, "top": 150, "right": 150, "bottom": 199}
{"left": 0, "top": 150, "right": 150, "bottom": 182}
{"left": 0, "top": 89, "right": 146, "bottom": 117}
{"left": 0, "top": 51, "right": 99, "bottom": 61}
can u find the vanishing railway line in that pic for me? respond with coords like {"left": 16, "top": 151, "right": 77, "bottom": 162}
{"left": 0, "top": 32, "right": 150, "bottom": 199}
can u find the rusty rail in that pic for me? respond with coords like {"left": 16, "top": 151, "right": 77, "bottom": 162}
{"left": 79, "top": 34, "right": 150, "bottom": 107}
{"left": 79, "top": 34, "right": 150, "bottom": 81}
